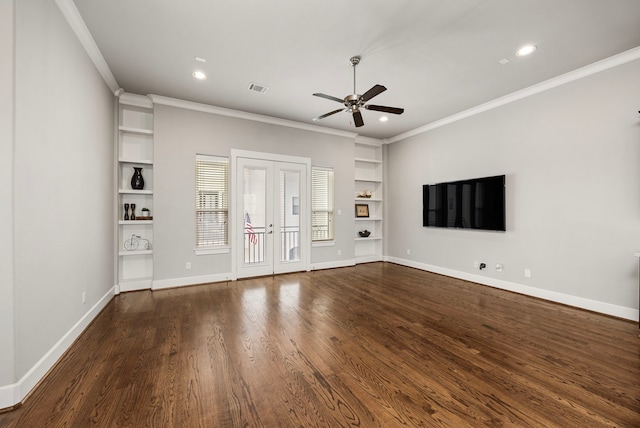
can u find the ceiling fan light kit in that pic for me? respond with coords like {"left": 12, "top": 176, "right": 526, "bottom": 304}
{"left": 313, "top": 55, "right": 404, "bottom": 128}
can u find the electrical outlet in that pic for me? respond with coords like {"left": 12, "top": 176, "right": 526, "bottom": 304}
{"left": 337, "top": 250, "right": 342, "bottom": 256}
{"left": 496, "top": 263, "right": 503, "bottom": 272}
{"left": 186, "top": 262, "right": 191, "bottom": 270}
{"left": 81, "top": 292, "right": 86, "bottom": 305}
{"left": 407, "top": 249, "right": 411, "bottom": 255}
{"left": 524, "top": 268, "right": 531, "bottom": 278}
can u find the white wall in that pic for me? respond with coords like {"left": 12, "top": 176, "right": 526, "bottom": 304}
{"left": 153, "top": 103, "right": 356, "bottom": 285}
{"left": 0, "top": 0, "right": 16, "bottom": 389}
{"left": 11, "top": 0, "right": 114, "bottom": 391}
{"left": 386, "top": 57, "right": 640, "bottom": 319}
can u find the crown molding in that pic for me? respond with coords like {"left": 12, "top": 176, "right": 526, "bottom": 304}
{"left": 55, "top": 0, "right": 119, "bottom": 94}
{"left": 388, "top": 45, "right": 640, "bottom": 144}
{"left": 148, "top": 94, "right": 361, "bottom": 139}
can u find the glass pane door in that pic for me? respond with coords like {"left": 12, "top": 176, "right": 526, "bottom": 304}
{"left": 236, "top": 157, "right": 308, "bottom": 278}
{"left": 279, "top": 169, "right": 300, "bottom": 262}
{"left": 237, "top": 158, "right": 273, "bottom": 278}
{"left": 243, "top": 167, "right": 267, "bottom": 265}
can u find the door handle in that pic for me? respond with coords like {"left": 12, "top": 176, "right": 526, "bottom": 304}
{"left": 268, "top": 224, "right": 273, "bottom": 234}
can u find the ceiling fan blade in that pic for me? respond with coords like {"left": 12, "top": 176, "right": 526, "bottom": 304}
{"left": 365, "top": 104, "right": 405, "bottom": 115}
{"left": 313, "top": 108, "right": 344, "bottom": 121}
{"left": 360, "top": 84, "right": 387, "bottom": 102}
{"left": 353, "top": 110, "right": 364, "bottom": 127}
{"left": 313, "top": 93, "right": 344, "bottom": 104}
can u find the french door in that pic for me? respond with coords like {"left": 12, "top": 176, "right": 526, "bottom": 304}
{"left": 235, "top": 155, "right": 309, "bottom": 278}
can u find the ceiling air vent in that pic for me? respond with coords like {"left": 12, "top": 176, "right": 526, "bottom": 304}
{"left": 248, "top": 83, "right": 269, "bottom": 94}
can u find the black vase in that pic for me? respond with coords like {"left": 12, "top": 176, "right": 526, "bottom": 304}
{"left": 131, "top": 167, "right": 144, "bottom": 190}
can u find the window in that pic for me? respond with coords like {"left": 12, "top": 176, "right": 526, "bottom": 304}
{"left": 311, "top": 167, "right": 334, "bottom": 241}
{"left": 196, "top": 155, "right": 229, "bottom": 250}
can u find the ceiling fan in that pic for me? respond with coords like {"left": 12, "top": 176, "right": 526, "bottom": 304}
{"left": 313, "top": 56, "right": 404, "bottom": 128}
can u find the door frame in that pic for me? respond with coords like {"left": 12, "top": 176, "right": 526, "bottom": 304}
{"left": 230, "top": 149, "right": 311, "bottom": 280}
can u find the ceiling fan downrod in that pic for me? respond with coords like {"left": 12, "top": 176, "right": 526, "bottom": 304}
{"left": 350, "top": 56, "right": 360, "bottom": 95}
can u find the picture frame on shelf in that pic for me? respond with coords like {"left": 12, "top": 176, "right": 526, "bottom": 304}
{"left": 355, "top": 204, "right": 369, "bottom": 218}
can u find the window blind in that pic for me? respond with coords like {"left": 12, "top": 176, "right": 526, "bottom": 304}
{"left": 311, "top": 167, "right": 334, "bottom": 241}
{"left": 196, "top": 155, "right": 229, "bottom": 247}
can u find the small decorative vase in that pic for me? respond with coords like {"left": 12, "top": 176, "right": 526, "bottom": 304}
{"left": 130, "top": 203, "right": 136, "bottom": 220}
{"left": 131, "top": 167, "right": 144, "bottom": 190}
{"left": 124, "top": 203, "right": 130, "bottom": 220}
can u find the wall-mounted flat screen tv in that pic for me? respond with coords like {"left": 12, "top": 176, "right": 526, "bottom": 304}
{"left": 423, "top": 175, "right": 505, "bottom": 231}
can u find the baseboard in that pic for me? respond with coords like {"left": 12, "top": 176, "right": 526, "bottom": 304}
{"left": 0, "top": 286, "right": 116, "bottom": 410}
{"left": 152, "top": 272, "right": 232, "bottom": 290}
{"left": 151, "top": 263, "right": 360, "bottom": 290}
{"left": 355, "top": 255, "right": 383, "bottom": 264}
{"left": 311, "top": 259, "right": 356, "bottom": 271}
{"left": 0, "top": 383, "right": 17, "bottom": 413}
{"left": 386, "top": 257, "right": 639, "bottom": 322}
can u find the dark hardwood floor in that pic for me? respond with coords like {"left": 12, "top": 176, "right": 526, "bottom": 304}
{"left": 1, "top": 262, "right": 639, "bottom": 427}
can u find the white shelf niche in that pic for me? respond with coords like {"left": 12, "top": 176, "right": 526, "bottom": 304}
{"left": 354, "top": 139, "right": 384, "bottom": 264}
{"left": 117, "top": 94, "right": 154, "bottom": 292}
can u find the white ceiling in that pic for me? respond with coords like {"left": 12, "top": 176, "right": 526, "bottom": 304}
{"left": 72, "top": 0, "right": 640, "bottom": 140}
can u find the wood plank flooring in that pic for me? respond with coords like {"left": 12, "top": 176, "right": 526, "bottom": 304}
{"left": 1, "top": 262, "right": 639, "bottom": 427}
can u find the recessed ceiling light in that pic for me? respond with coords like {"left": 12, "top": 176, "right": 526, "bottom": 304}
{"left": 516, "top": 44, "right": 537, "bottom": 57}
{"left": 192, "top": 70, "right": 207, "bottom": 80}
{"left": 195, "top": 56, "right": 207, "bottom": 63}
{"left": 379, "top": 116, "right": 389, "bottom": 122}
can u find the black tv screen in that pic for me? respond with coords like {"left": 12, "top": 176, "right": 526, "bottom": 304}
{"left": 423, "top": 175, "right": 505, "bottom": 231}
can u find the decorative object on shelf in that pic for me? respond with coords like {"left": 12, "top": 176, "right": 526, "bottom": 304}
{"left": 130, "top": 203, "right": 136, "bottom": 220}
{"left": 357, "top": 190, "right": 372, "bottom": 198}
{"left": 131, "top": 167, "right": 145, "bottom": 190}
{"left": 123, "top": 203, "right": 130, "bottom": 220}
{"left": 124, "top": 234, "right": 152, "bottom": 251}
{"left": 140, "top": 207, "right": 151, "bottom": 219}
{"left": 355, "top": 204, "right": 369, "bottom": 218}
{"left": 358, "top": 230, "right": 371, "bottom": 237}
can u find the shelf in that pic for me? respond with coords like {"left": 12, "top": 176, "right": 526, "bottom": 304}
{"left": 119, "top": 220, "right": 153, "bottom": 225}
{"left": 119, "top": 125, "right": 153, "bottom": 135}
{"left": 355, "top": 217, "right": 382, "bottom": 221}
{"left": 119, "top": 189, "right": 153, "bottom": 195}
{"left": 119, "top": 250, "right": 153, "bottom": 257}
{"left": 355, "top": 236, "right": 382, "bottom": 241}
{"left": 355, "top": 177, "right": 382, "bottom": 183}
{"left": 119, "top": 158, "right": 153, "bottom": 165}
{"left": 355, "top": 157, "right": 382, "bottom": 164}
{"left": 355, "top": 197, "right": 382, "bottom": 202}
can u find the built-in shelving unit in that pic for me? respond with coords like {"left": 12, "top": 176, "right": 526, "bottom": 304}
{"left": 117, "top": 93, "right": 154, "bottom": 292}
{"left": 354, "top": 140, "right": 383, "bottom": 263}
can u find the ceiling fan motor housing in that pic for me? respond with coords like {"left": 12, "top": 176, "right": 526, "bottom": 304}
{"left": 344, "top": 94, "right": 361, "bottom": 112}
